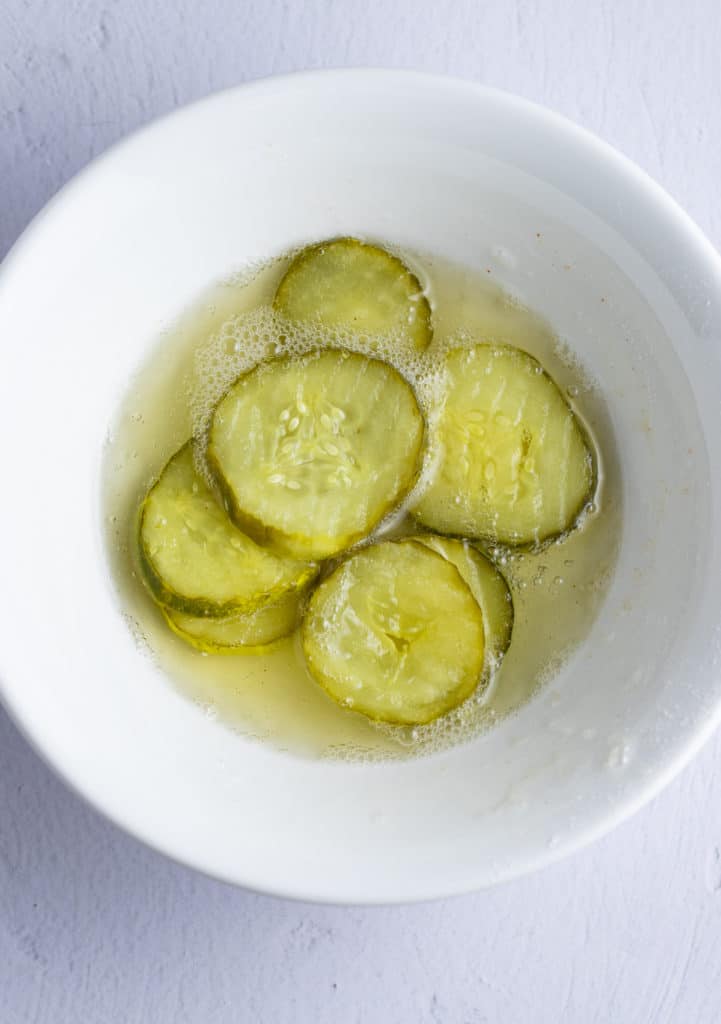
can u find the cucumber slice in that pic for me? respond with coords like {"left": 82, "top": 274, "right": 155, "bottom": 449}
{"left": 139, "top": 444, "right": 316, "bottom": 616}
{"left": 412, "top": 344, "right": 595, "bottom": 546}
{"left": 163, "top": 588, "right": 303, "bottom": 654}
{"left": 274, "top": 238, "right": 432, "bottom": 353}
{"left": 415, "top": 535, "right": 513, "bottom": 671}
{"left": 301, "top": 539, "right": 485, "bottom": 725}
{"left": 208, "top": 349, "right": 425, "bottom": 560}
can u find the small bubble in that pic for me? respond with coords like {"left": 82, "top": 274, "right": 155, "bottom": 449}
{"left": 554, "top": 576, "right": 564, "bottom": 585}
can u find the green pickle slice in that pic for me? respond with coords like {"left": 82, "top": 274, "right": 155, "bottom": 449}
{"left": 164, "top": 588, "right": 304, "bottom": 654}
{"left": 412, "top": 344, "right": 595, "bottom": 546}
{"left": 208, "top": 349, "right": 425, "bottom": 560}
{"left": 139, "top": 444, "right": 316, "bottom": 616}
{"left": 274, "top": 237, "right": 432, "bottom": 353}
{"left": 301, "top": 540, "right": 486, "bottom": 725}
{"left": 415, "top": 535, "right": 513, "bottom": 672}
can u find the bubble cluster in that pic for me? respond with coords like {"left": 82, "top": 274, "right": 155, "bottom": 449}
{"left": 371, "top": 661, "right": 506, "bottom": 757}
{"left": 186, "top": 303, "right": 449, "bottom": 513}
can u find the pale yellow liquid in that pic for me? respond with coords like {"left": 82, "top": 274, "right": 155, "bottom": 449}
{"left": 103, "top": 247, "right": 622, "bottom": 760}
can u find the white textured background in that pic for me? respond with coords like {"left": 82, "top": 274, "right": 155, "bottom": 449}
{"left": 2, "top": 2, "right": 721, "bottom": 1021}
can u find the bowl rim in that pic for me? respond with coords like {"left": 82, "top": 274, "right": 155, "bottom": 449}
{"left": 2, "top": 67, "right": 721, "bottom": 904}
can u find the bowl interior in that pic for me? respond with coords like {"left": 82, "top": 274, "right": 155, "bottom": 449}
{"left": 1, "top": 72, "right": 720, "bottom": 902}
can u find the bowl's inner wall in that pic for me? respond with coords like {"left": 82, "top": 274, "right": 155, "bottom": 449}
{"left": 0, "top": 75, "right": 718, "bottom": 900}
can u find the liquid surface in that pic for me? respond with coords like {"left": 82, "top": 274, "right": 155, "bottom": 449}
{"left": 103, "top": 246, "right": 622, "bottom": 760}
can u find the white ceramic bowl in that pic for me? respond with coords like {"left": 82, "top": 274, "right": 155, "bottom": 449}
{"left": 1, "top": 70, "right": 720, "bottom": 904}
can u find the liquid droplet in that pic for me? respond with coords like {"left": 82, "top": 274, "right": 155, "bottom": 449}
{"left": 606, "top": 741, "right": 632, "bottom": 769}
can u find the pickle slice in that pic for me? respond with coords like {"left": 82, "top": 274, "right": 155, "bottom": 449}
{"left": 412, "top": 344, "right": 595, "bottom": 546}
{"left": 139, "top": 444, "right": 316, "bottom": 616}
{"left": 416, "top": 535, "right": 513, "bottom": 671}
{"left": 301, "top": 540, "right": 485, "bottom": 725}
{"left": 274, "top": 237, "right": 432, "bottom": 353}
{"left": 208, "top": 349, "right": 425, "bottom": 560}
{"left": 164, "top": 587, "right": 303, "bottom": 654}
